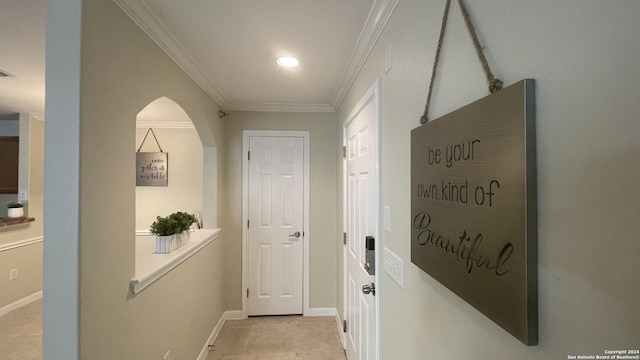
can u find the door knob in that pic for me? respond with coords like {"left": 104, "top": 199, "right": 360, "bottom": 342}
{"left": 289, "top": 231, "right": 301, "bottom": 238}
{"left": 362, "top": 283, "right": 376, "bottom": 296}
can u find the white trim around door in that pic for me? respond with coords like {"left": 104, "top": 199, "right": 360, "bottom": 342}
{"left": 242, "top": 130, "right": 310, "bottom": 317}
{"left": 343, "top": 79, "right": 381, "bottom": 360}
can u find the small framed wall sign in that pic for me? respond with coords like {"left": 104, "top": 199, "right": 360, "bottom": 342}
{"left": 410, "top": 79, "right": 537, "bottom": 345}
{"left": 136, "top": 128, "right": 168, "bottom": 186}
{"left": 136, "top": 152, "right": 168, "bottom": 186}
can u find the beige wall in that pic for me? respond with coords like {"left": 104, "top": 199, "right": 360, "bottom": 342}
{"left": 0, "top": 116, "right": 44, "bottom": 309}
{"left": 337, "top": 0, "right": 640, "bottom": 358}
{"left": 135, "top": 127, "right": 203, "bottom": 231}
{"left": 0, "top": 243, "right": 42, "bottom": 309}
{"left": 223, "top": 111, "right": 338, "bottom": 309}
{"left": 44, "top": 0, "right": 228, "bottom": 358}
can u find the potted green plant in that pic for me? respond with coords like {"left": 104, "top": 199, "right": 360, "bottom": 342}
{"left": 6, "top": 202, "right": 24, "bottom": 218}
{"left": 169, "top": 211, "right": 197, "bottom": 245}
{"left": 149, "top": 215, "right": 180, "bottom": 253}
{"left": 149, "top": 211, "right": 198, "bottom": 253}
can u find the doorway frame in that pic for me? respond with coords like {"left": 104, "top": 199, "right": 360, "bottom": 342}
{"left": 241, "top": 130, "right": 310, "bottom": 318}
{"left": 342, "top": 79, "right": 381, "bottom": 359}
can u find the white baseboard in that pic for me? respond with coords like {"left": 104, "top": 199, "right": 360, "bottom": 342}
{"left": 224, "top": 310, "right": 243, "bottom": 320}
{"left": 0, "top": 291, "right": 43, "bottom": 317}
{"left": 307, "top": 307, "right": 337, "bottom": 317}
{"left": 196, "top": 310, "right": 244, "bottom": 360}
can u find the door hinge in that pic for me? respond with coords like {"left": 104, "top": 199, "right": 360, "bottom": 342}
{"left": 343, "top": 232, "right": 347, "bottom": 245}
{"left": 342, "top": 146, "right": 346, "bottom": 159}
{"left": 247, "top": 219, "right": 250, "bottom": 229}
{"left": 248, "top": 151, "right": 251, "bottom": 161}
{"left": 246, "top": 288, "right": 249, "bottom": 298}
{"left": 343, "top": 319, "right": 347, "bottom": 333}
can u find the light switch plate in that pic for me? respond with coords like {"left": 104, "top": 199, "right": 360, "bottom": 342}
{"left": 383, "top": 206, "right": 392, "bottom": 233}
{"left": 384, "top": 247, "right": 403, "bottom": 289}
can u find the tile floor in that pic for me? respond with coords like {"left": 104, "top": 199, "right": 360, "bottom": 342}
{"left": 0, "top": 299, "right": 42, "bottom": 360}
{"left": 205, "top": 315, "right": 347, "bottom": 360}
{"left": 0, "top": 302, "right": 345, "bottom": 360}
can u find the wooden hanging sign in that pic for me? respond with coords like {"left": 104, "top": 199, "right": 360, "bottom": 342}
{"left": 411, "top": 79, "right": 537, "bottom": 345}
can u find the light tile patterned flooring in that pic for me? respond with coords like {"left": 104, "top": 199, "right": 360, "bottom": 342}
{"left": 0, "top": 299, "right": 42, "bottom": 360}
{"left": 0, "top": 304, "right": 345, "bottom": 360}
{"left": 205, "top": 315, "right": 347, "bottom": 360}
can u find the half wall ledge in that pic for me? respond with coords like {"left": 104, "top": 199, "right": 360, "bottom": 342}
{"left": 131, "top": 228, "right": 221, "bottom": 294}
{"left": 0, "top": 217, "right": 35, "bottom": 232}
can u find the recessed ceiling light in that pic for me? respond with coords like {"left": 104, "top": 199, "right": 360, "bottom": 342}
{"left": 276, "top": 56, "right": 300, "bottom": 68}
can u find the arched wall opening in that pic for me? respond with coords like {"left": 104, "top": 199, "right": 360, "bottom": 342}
{"left": 135, "top": 96, "right": 218, "bottom": 231}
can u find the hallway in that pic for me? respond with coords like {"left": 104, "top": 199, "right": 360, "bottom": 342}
{"left": 206, "top": 316, "right": 345, "bottom": 360}
{"left": 2, "top": 1, "right": 637, "bottom": 359}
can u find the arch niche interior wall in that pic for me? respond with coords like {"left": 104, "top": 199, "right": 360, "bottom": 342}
{"left": 134, "top": 96, "right": 218, "bottom": 231}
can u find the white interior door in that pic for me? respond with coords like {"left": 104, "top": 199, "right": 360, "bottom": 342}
{"left": 247, "top": 135, "right": 304, "bottom": 316}
{"left": 345, "top": 89, "right": 378, "bottom": 360}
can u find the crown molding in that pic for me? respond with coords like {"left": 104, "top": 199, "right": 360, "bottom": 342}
{"left": 114, "top": 0, "right": 398, "bottom": 113}
{"left": 136, "top": 120, "right": 194, "bottom": 129}
{"left": 228, "top": 102, "right": 335, "bottom": 113}
{"left": 330, "top": 0, "right": 399, "bottom": 112}
{"left": 113, "top": 0, "right": 230, "bottom": 108}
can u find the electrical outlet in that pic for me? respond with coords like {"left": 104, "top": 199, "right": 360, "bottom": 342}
{"left": 9, "top": 268, "right": 18, "bottom": 281}
{"left": 19, "top": 191, "right": 28, "bottom": 201}
{"left": 384, "top": 248, "right": 403, "bottom": 289}
{"left": 163, "top": 350, "right": 171, "bottom": 360}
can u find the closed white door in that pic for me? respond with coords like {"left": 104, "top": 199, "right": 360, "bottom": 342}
{"left": 345, "top": 90, "right": 378, "bottom": 360}
{"left": 247, "top": 136, "right": 304, "bottom": 316}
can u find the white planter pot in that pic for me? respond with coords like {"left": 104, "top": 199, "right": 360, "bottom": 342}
{"left": 155, "top": 231, "right": 190, "bottom": 254}
{"left": 175, "top": 230, "right": 190, "bottom": 248}
{"left": 155, "top": 234, "right": 178, "bottom": 254}
{"left": 175, "top": 232, "right": 184, "bottom": 248}
{"left": 182, "top": 230, "right": 191, "bottom": 245}
{"left": 7, "top": 208, "right": 24, "bottom": 218}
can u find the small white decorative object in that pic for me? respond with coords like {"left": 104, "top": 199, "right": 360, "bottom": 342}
{"left": 150, "top": 212, "right": 196, "bottom": 254}
{"left": 175, "top": 232, "right": 183, "bottom": 248}
{"left": 155, "top": 232, "right": 191, "bottom": 254}
{"left": 7, "top": 207, "right": 23, "bottom": 218}
{"left": 155, "top": 234, "right": 178, "bottom": 254}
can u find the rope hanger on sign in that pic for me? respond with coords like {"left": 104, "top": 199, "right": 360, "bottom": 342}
{"left": 420, "top": 0, "right": 504, "bottom": 125}
{"left": 136, "top": 128, "right": 164, "bottom": 153}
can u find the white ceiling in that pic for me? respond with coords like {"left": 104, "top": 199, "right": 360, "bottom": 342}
{"left": 0, "top": 0, "right": 398, "bottom": 118}
{"left": 0, "top": 0, "right": 45, "bottom": 118}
